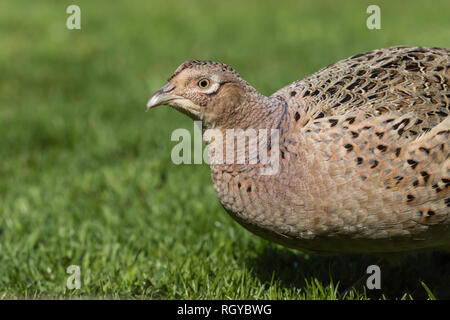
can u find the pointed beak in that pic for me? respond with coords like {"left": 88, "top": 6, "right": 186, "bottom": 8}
{"left": 146, "top": 82, "right": 182, "bottom": 112}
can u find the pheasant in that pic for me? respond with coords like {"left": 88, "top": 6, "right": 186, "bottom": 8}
{"left": 146, "top": 46, "right": 450, "bottom": 256}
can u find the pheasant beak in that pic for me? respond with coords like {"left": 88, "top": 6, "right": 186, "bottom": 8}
{"left": 146, "top": 82, "right": 181, "bottom": 111}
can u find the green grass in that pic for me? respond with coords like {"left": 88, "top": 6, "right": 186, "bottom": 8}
{"left": 0, "top": 0, "right": 449, "bottom": 299}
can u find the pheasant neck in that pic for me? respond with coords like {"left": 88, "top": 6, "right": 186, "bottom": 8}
{"left": 206, "top": 94, "right": 305, "bottom": 228}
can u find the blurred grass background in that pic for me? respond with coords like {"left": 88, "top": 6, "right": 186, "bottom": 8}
{"left": 0, "top": 0, "right": 449, "bottom": 299}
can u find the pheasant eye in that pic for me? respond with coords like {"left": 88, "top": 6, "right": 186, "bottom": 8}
{"left": 198, "top": 79, "right": 210, "bottom": 89}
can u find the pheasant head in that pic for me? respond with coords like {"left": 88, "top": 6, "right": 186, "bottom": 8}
{"left": 146, "top": 60, "right": 270, "bottom": 129}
